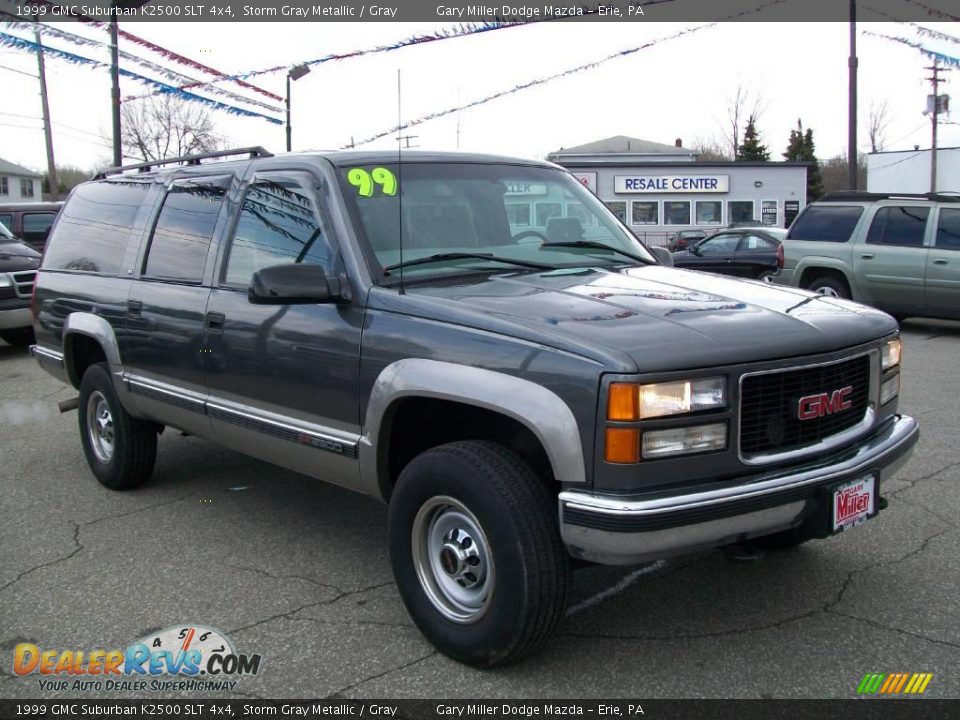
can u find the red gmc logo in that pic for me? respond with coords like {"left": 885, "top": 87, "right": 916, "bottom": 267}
{"left": 797, "top": 386, "right": 853, "bottom": 420}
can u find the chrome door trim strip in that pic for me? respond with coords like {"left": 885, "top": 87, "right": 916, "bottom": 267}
{"left": 124, "top": 373, "right": 359, "bottom": 459}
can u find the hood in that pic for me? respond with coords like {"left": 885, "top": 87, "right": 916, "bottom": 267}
{"left": 0, "top": 240, "right": 40, "bottom": 272}
{"left": 372, "top": 266, "right": 897, "bottom": 373}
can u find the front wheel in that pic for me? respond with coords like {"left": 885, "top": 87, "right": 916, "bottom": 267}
{"left": 78, "top": 362, "right": 158, "bottom": 490}
{"left": 388, "top": 441, "right": 569, "bottom": 668}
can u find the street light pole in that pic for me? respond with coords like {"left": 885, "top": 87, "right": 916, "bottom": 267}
{"left": 285, "top": 63, "right": 311, "bottom": 152}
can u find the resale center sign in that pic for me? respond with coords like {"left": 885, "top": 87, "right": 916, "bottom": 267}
{"left": 614, "top": 175, "right": 730, "bottom": 194}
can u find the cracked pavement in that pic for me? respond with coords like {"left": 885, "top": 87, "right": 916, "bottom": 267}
{"left": 1, "top": 319, "right": 958, "bottom": 699}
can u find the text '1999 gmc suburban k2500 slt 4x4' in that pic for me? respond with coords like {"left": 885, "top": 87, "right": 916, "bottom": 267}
{"left": 30, "top": 148, "right": 918, "bottom": 667}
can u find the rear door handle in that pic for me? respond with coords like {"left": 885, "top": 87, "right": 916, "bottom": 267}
{"left": 933, "top": 259, "right": 949, "bottom": 265}
{"left": 205, "top": 312, "right": 225, "bottom": 331}
{"left": 127, "top": 299, "right": 142, "bottom": 317}
{"left": 859, "top": 253, "right": 875, "bottom": 260}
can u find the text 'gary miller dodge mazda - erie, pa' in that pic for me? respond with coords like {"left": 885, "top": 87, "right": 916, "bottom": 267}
{"left": 30, "top": 147, "right": 918, "bottom": 667}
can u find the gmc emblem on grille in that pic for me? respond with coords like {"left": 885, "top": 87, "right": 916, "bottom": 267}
{"left": 797, "top": 386, "right": 854, "bottom": 420}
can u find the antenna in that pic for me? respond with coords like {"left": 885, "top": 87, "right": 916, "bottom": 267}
{"left": 397, "top": 68, "right": 405, "bottom": 295}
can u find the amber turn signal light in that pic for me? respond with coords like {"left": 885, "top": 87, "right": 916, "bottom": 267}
{"left": 605, "top": 428, "right": 640, "bottom": 464}
{"left": 608, "top": 383, "right": 640, "bottom": 421}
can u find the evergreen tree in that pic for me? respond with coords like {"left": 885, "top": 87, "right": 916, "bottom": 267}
{"left": 783, "top": 119, "right": 823, "bottom": 201}
{"left": 737, "top": 114, "right": 770, "bottom": 161}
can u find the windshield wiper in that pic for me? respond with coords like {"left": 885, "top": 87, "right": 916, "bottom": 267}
{"left": 539, "top": 240, "right": 654, "bottom": 265}
{"left": 383, "top": 252, "right": 555, "bottom": 274}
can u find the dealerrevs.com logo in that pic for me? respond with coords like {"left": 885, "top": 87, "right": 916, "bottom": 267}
{"left": 13, "top": 624, "right": 261, "bottom": 693}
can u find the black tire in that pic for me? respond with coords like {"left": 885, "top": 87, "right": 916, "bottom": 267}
{"left": 78, "top": 362, "right": 157, "bottom": 490}
{"left": 0, "top": 327, "right": 35, "bottom": 347}
{"left": 388, "top": 440, "right": 569, "bottom": 668}
{"left": 749, "top": 525, "right": 814, "bottom": 551}
{"left": 806, "top": 274, "right": 850, "bottom": 299}
{"left": 758, "top": 270, "right": 776, "bottom": 283}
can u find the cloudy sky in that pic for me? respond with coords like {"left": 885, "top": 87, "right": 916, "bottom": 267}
{"left": 1, "top": 15, "right": 958, "bottom": 174}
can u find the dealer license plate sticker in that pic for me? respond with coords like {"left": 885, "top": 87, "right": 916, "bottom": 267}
{"left": 833, "top": 475, "right": 876, "bottom": 531}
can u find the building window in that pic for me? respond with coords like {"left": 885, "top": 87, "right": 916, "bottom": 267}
{"left": 695, "top": 201, "right": 722, "bottom": 225}
{"left": 535, "top": 202, "right": 562, "bottom": 227}
{"left": 20, "top": 178, "right": 35, "bottom": 198}
{"left": 605, "top": 201, "right": 627, "bottom": 224}
{"left": 506, "top": 203, "right": 531, "bottom": 227}
{"left": 729, "top": 201, "right": 755, "bottom": 224}
{"left": 664, "top": 201, "right": 691, "bottom": 226}
{"left": 631, "top": 201, "right": 659, "bottom": 225}
{"left": 0, "top": 177, "right": 9, "bottom": 195}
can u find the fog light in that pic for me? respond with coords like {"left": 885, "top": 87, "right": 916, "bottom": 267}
{"left": 880, "top": 373, "right": 900, "bottom": 405}
{"left": 641, "top": 423, "right": 727, "bottom": 459}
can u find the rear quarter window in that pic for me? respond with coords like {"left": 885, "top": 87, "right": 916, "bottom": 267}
{"left": 786, "top": 205, "right": 864, "bottom": 243}
{"left": 43, "top": 181, "right": 150, "bottom": 274}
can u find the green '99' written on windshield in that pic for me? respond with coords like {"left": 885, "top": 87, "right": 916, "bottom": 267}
{"left": 347, "top": 167, "right": 398, "bottom": 197}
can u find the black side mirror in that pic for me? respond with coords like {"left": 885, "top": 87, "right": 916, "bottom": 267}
{"left": 248, "top": 264, "right": 340, "bottom": 304}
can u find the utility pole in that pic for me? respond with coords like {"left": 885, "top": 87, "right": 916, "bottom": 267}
{"left": 109, "top": 10, "right": 122, "bottom": 167}
{"left": 927, "top": 59, "right": 942, "bottom": 193}
{"left": 33, "top": 23, "right": 57, "bottom": 199}
{"left": 848, "top": 0, "right": 858, "bottom": 190}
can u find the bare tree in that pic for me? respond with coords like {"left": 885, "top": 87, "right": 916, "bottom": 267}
{"left": 120, "top": 94, "right": 224, "bottom": 162}
{"left": 720, "top": 84, "right": 765, "bottom": 160}
{"left": 690, "top": 135, "right": 731, "bottom": 161}
{"left": 866, "top": 99, "right": 892, "bottom": 153}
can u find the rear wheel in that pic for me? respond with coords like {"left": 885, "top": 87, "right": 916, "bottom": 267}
{"left": 78, "top": 362, "right": 157, "bottom": 490}
{"left": 758, "top": 270, "right": 776, "bottom": 283}
{"left": 806, "top": 275, "right": 850, "bottom": 299}
{"left": 388, "top": 440, "right": 569, "bottom": 668}
{"left": 0, "top": 327, "right": 35, "bottom": 347}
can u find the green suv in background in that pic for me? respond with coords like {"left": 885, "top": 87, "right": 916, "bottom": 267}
{"left": 774, "top": 192, "right": 960, "bottom": 320}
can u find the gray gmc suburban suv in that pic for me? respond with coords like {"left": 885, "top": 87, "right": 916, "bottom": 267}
{"left": 31, "top": 148, "right": 918, "bottom": 667}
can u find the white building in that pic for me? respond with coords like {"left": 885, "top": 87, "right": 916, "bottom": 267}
{"left": 0, "top": 158, "right": 42, "bottom": 201}
{"left": 867, "top": 147, "right": 960, "bottom": 194}
{"left": 548, "top": 136, "right": 809, "bottom": 245}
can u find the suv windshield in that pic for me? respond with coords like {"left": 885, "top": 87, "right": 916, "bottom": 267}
{"left": 338, "top": 162, "right": 653, "bottom": 280}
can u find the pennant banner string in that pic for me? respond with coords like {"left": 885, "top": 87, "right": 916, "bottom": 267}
{"left": 0, "top": 16, "right": 283, "bottom": 113}
{"left": 345, "top": 0, "right": 788, "bottom": 148}
{"left": 14, "top": 0, "right": 283, "bottom": 101}
{"left": 0, "top": 31, "right": 283, "bottom": 124}
{"left": 863, "top": 30, "right": 960, "bottom": 69}
{"left": 125, "top": 0, "right": 679, "bottom": 101}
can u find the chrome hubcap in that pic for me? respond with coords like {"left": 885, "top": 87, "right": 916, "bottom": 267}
{"left": 412, "top": 496, "right": 493, "bottom": 624}
{"left": 815, "top": 286, "right": 840, "bottom": 297}
{"left": 86, "top": 391, "right": 115, "bottom": 463}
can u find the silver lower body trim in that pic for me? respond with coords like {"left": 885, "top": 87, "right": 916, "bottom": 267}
{"left": 30, "top": 344, "right": 69, "bottom": 384}
{"left": 560, "top": 414, "right": 918, "bottom": 565}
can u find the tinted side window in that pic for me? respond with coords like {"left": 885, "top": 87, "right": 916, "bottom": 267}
{"left": 43, "top": 180, "right": 149, "bottom": 274}
{"left": 739, "top": 234, "right": 777, "bottom": 251}
{"left": 935, "top": 209, "right": 960, "bottom": 250}
{"left": 22, "top": 213, "right": 56, "bottom": 244}
{"left": 787, "top": 205, "right": 863, "bottom": 242}
{"left": 699, "top": 234, "right": 740, "bottom": 255}
{"left": 0, "top": 213, "right": 12, "bottom": 228}
{"left": 223, "top": 173, "right": 333, "bottom": 286}
{"left": 866, "top": 206, "right": 929, "bottom": 248}
{"left": 144, "top": 177, "right": 229, "bottom": 283}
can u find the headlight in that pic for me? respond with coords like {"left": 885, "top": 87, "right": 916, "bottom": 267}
{"left": 608, "top": 377, "right": 726, "bottom": 420}
{"left": 641, "top": 423, "right": 727, "bottom": 459}
{"left": 882, "top": 338, "right": 901, "bottom": 371}
{"left": 0, "top": 274, "right": 11, "bottom": 288}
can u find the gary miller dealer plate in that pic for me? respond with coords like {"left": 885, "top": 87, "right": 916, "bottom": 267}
{"left": 833, "top": 475, "right": 876, "bottom": 531}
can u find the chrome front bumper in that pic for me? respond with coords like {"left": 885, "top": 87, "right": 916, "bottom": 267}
{"left": 559, "top": 414, "right": 919, "bottom": 565}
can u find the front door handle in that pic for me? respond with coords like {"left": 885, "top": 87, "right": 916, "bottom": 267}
{"left": 933, "top": 258, "right": 949, "bottom": 265}
{"left": 205, "top": 312, "right": 225, "bottom": 331}
{"left": 859, "top": 253, "right": 875, "bottom": 260}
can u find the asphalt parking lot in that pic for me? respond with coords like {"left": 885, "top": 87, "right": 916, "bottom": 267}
{"left": 1, "top": 320, "right": 958, "bottom": 700}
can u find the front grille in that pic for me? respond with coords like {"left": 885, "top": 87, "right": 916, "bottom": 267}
{"left": 9, "top": 270, "right": 36, "bottom": 299}
{"left": 740, "top": 355, "right": 871, "bottom": 456}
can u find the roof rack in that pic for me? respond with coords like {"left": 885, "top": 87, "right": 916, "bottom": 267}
{"left": 95, "top": 146, "right": 273, "bottom": 179}
{"left": 820, "top": 190, "right": 960, "bottom": 203}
